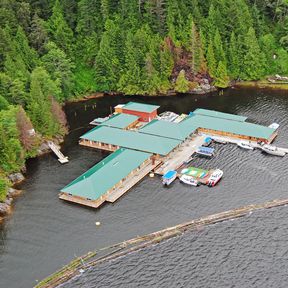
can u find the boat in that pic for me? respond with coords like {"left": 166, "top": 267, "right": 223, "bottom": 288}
{"left": 184, "top": 156, "right": 193, "bottom": 164}
{"left": 202, "top": 137, "right": 212, "bottom": 147}
{"left": 158, "top": 111, "right": 179, "bottom": 122}
{"left": 179, "top": 175, "right": 199, "bottom": 186}
{"left": 261, "top": 144, "right": 285, "bottom": 157}
{"left": 237, "top": 141, "right": 254, "bottom": 150}
{"left": 196, "top": 146, "right": 215, "bottom": 157}
{"left": 162, "top": 170, "right": 177, "bottom": 186}
{"left": 173, "top": 113, "right": 187, "bottom": 123}
{"left": 212, "top": 137, "right": 227, "bottom": 144}
{"left": 207, "top": 169, "right": 223, "bottom": 187}
{"left": 269, "top": 123, "right": 280, "bottom": 130}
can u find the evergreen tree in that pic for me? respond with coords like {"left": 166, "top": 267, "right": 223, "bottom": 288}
{"left": 228, "top": 32, "right": 240, "bottom": 79}
{"left": 213, "top": 29, "right": 226, "bottom": 64}
{"left": 206, "top": 41, "right": 217, "bottom": 78}
{"left": 29, "top": 13, "right": 49, "bottom": 55}
{"left": 48, "top": 0, "right": 74, "bottom": 54}
{"left": 175, "top": 70, "right": 189, "bottom": 93}
{"left": 41, "top": 42, "right": 74, "bottom": 100}
{"left": 95, "top": 19, "right": 122, "bottom": 91}
{"left": 242, "top": 27, "right": 266, "bottom": 80}
{"left": 214, "top": 61, "right": 229, "bottom": 88}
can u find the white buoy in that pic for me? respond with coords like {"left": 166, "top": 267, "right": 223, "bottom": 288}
{"left": 149, "top": 172, "right": 154, "bottom": 178}
{"left": 95, "top": 221, "right": 101, "bottom": 226}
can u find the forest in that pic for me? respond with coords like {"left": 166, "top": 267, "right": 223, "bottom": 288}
{"left": 0, "top": 0, "right": 287, "bottom": 201}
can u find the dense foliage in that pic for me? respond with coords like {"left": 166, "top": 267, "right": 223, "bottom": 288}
{"left": 0, "top": 0, "right": 287, "bottom": 200}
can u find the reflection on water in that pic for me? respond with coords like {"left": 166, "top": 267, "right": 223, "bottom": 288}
{"left": 0, "top": 88, "right": 287, "bottom": 288}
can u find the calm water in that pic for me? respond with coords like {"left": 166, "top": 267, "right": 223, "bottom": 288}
{"left": 0, "top": 88, "right": 287, "bottom": 288}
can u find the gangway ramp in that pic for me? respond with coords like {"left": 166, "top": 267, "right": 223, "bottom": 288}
{"left": 48, "top": 141, "right": 69, "bottom": 164}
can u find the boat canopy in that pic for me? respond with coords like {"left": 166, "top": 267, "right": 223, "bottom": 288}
{"left": 162, "top": 170, "right": 177, "bottom": 179}
{"left": 198, "top": 146, "right": 215, "bottom": 154}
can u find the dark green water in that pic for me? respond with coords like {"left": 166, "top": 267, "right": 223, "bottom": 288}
{"left": 0, "top": 87, "right": 287, "bottom": 287}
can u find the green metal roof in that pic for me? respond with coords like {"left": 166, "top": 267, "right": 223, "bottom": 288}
{"left": 81, "top": 126, "right": 181, "bottom": 155}
{"left": 193, "top": 108, "right": 248, "bottom": 122}
{"left": 182, "top": 114, "right": 275, "bottom": 140}
{"left": 100, "top": 113, "right": 139, "bottom": 129}
{"left": 140, "top": 119, "right": 195, "bottom": 140}
{"left": 123, "top": 102, "right": 160, "bottom": 113}
{"left": 61, "top": 148, "right": 151, "bottom": 200}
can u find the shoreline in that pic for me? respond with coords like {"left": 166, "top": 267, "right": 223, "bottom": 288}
{"left": 0, "top": 135, "right": 65, "bottom": 223}
{"left": 1, "top": 82, "right": 286, "bottom": 222}
{"left": 234, "top": 80, "right": 288, "bottom": 90}
{"left": 35, "top": 198, "right": 288, "bottom": 288}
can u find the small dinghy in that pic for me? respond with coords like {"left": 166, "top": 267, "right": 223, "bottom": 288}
{"left": 237, "top": 141, "right": 254, "bottom": 150}
{"left": 179, "top": 175, "right": 199, "bottom": 186}
{"left": 261, "top": 145, "right": 285, "bottom": 157}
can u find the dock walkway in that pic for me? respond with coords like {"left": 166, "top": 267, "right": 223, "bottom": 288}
{"left": 204, "top": 134, "right": 288, "bottom": 155}
{"left": 155, "top": 135, "right": 206, "bottom": 175}
{"left": 48, "top": 141, "right": 69, "bottom": 164}
{"left": 106, "top": 160, "right": 161, "bottom": 202}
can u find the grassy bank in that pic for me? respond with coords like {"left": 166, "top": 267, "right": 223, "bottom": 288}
{"left": 235, "top": 80, "right": 288, "bottom": 90}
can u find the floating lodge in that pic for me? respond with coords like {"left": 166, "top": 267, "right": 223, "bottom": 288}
{"left": 60, "top": 101, "right": 279, "bottom": 208}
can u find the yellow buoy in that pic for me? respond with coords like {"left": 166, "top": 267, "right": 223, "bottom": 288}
{"left": 95, "top": 221, "right": 101, "bottom": 226}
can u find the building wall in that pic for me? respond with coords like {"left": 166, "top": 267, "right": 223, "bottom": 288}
{"left": 122, "top": 109, "right": 157, "bottom": 122}
{"left": 198, "top": 128, "right": 271, "bottom": 143}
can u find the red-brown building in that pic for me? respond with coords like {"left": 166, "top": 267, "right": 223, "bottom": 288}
{"left": 114, "top": 102, "right": 159, "bottom": 122}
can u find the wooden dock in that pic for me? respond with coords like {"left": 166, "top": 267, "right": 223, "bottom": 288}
{"left": 48, "top": 141, "right": 69, "bottom": 164}
{"left": 106, "top": 160, "right": 161, "bottom": 203}
{"left": 155, "top": 135, "right": 206, "bottom": 175}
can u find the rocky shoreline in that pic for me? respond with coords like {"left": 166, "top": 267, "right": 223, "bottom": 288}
{"left": 0, "top": 136, "right": 64, "bottom": 222}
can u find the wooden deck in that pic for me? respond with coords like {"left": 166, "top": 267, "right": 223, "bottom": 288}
{"left": 155, "top": 135, "right": 206, "bottom": 175}
{"left": 106, "top": 160, "right": 161, "bottom": 203}
{"left": 59, "top": 193, "right": 105, "bottom": 208}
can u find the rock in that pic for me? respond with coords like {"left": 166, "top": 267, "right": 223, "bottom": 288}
{"left": 8, "top": 188, "right": 22, "bottom": 198}
{"left": 8, "top": 172, "right": 25, "bottom": 184}
{"left": 5, "top": 197, "right": 12, "bottom": 206}
{"left": 0, "top": 202, "right": 11, "bottom": 216}
{"left": 37, "top": 141, "right": 50, "bottom": 155}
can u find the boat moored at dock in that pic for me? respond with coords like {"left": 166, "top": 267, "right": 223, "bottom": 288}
{"left": 261, "top": 144, "right": 286, "bottom": 157}
{"left": 207, "top": 169, "right": 224, "bottom": 187}
{"left": 237, "top": 141, "right": 254, "bottom": 150}
{"left": 179, "top": 175, "right": 199, "bottom": 186}
{"left": 162, "top": 170, "right": 177, "bottom": 186}
{"left": 196, "top": 146, "right": 215, "bottom": 157}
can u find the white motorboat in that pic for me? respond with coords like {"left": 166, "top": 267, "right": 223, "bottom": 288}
{"left": 261, "top": 145, "right": 285, "bottom": 157}
{"left": 179, "top": 175, "right": 199, "bottom": 186}
{"left": 207, "top": 169, "right": 223, "bottom": 187}
{"left": 237, "top": 141, "right": 254, "bottom": 150}
{"left": 269, "top": 123, "right": 279, "bottom": 130}
{"left": 212, "top": 137, "right": 227, "bottom": 144}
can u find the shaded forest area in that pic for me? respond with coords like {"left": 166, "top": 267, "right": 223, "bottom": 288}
{"left": 0, "top": 0, "right": 288, "bottom": 200}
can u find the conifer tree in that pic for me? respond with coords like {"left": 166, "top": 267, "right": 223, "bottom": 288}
{"left": 228, "top": 32, "right": 240, "bottom": 79}
{"left": 206, "top": 41, "right": 217, "bottom": 78}
{"left": 175, "top": 70, "right": 189, "bottom": 93}
{"left": 29, "top": 13, "right": 49, "bottom": 55}
{"left": 48, "top": 0, "right": 74, "bottom": 54}
{"left": 242, "top": 27, "right": 266, "bottom": 80}
{"left": 95, "top": 19, "right": 122, "bottom": 91}
{"left": 213, "top": 29, "right": 226, "bottom": 64}
{"left": 42, "top": 42, "right": 74, "bottom": 100}
{"left": 214, "top": 61, "right": 229, "bottom": 88}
